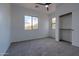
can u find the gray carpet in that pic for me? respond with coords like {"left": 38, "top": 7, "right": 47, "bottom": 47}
{"left": 5, "top": 38, "right": 79, "bottom": 56}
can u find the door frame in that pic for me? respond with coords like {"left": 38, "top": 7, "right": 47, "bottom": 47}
{"left": 57, "top": 12, "right": 72, "bottom": 43}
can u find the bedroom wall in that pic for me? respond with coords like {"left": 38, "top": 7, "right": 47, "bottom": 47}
{"left": 0, "top": 4, "right": 11, "bottom": 55}
{"left": 11, "top": 4, "right": 49, "bottom": 42}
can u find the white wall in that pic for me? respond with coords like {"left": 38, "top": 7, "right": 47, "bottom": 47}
{"left": 0, "top": 4, "right": 11, "bottom": 55}
{"left": 11, "top": 4, "right": 49, "bottom": 42}
{"left": 49, "top": 3, "right": 79, "bottom": 47}
{"left": 72, "top": 8, "right": 79, "bottom": 47}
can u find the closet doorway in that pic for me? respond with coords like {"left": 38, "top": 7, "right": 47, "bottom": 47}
{"left": 59, "top": 12, "right": 72, "bottom": 43}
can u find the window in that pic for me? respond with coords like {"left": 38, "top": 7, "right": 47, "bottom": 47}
{"left": 52, "top": 17, "right": 56, "bottom": 29}
{"left": 24, "top": 16, "right": 38, "bottom": 30}
{"left": 32, "top": 17, "right": 38, "bottom": 29}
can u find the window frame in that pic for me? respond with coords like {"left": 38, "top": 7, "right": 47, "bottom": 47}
{"left": 52, "top": 17, "right": 56, "bottom": 29}
{"left": 24, "top": 15, "right": 38, "bottom": 30}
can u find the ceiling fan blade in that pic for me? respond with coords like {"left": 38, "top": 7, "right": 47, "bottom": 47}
{"left": 36, "top": 3, "right": 51, "bottom": 5}
{"left": 36, "top": 3, "right": 46, "bottom": 5}
{"left": 45, "top": 3, "right": 51, "bottom": 5}
{"left": 35, "top": 3, "right": 51, "bottom": 11}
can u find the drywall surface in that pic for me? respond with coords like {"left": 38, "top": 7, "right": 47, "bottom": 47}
{"left": 50, "top": 3, "right": 79, "bottom": 47}
{"left": 11, "top": 4, "right": 49, "bottom": 42}
{"left": 0, "top": 4, "right": 11, "bottom": 55}
{"left": 72, "top": 8, "right": 79, "bottom": 47}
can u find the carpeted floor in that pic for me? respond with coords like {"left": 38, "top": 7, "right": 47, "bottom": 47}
{"left": 5, "top": 38, "right": 79, "bottom": 56}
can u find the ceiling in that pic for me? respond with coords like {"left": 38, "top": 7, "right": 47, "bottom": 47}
{"left": 13, "top": 3, "right": 62, "bottom": 14}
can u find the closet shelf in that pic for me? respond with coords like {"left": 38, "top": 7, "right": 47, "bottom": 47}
{"left": 60, "top": 28, "right": 74, "bottom": 31}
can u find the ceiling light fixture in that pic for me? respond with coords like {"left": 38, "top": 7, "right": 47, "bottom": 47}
{"left": 45, "top": 5, "right": 48, "bottom": 8}
{"left": 35, "top": 3, "right": 52, "bottom": 11}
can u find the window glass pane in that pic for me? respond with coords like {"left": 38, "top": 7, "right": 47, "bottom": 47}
{"left": 52, "top": 24, "right": 56, "bottom": 29}
{"left": 24, "top": 16, "right": 32, "bottom": 30}
{"left": 52, "top": 17, "right": 56, "bottom": 29}
{"left": 52, "top": 17, "right": 56, "bottom": 23}
{"left": 33, "top": 17, "right": 38, "bottom": 29}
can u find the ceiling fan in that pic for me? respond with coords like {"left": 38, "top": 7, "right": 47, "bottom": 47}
{"left": 35, "top": 3, "right": 52, "bottom": 11}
